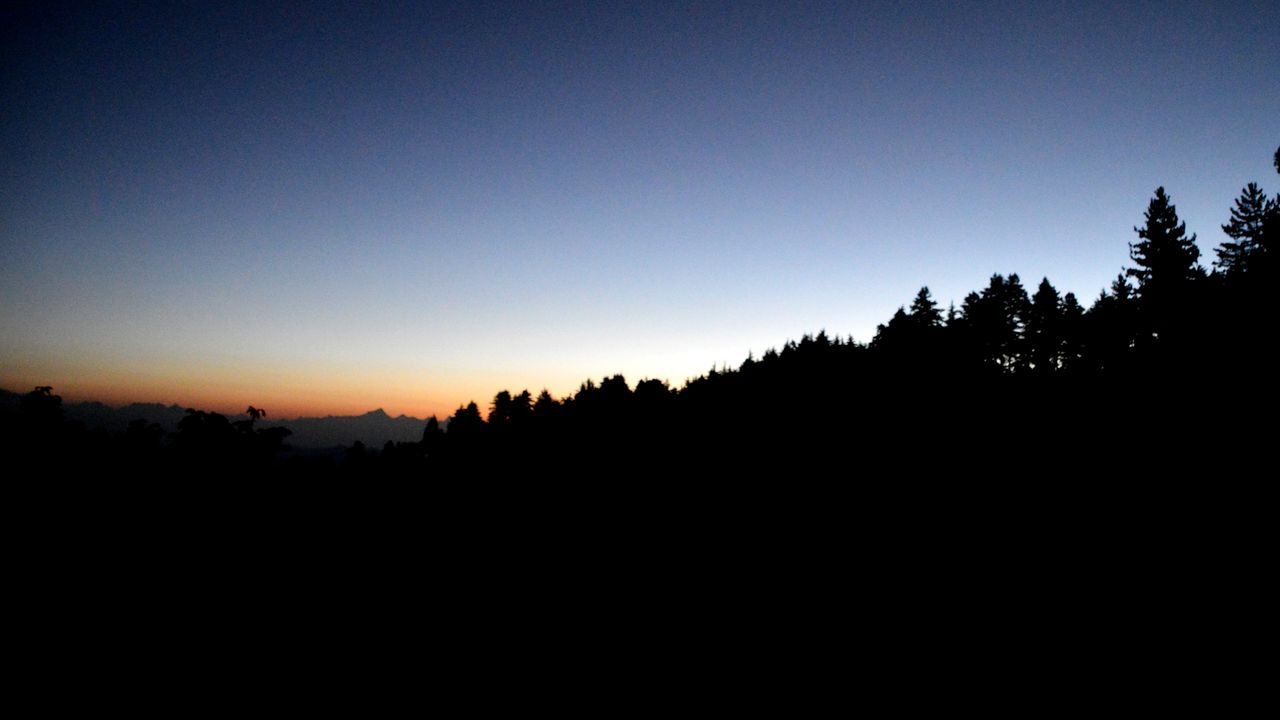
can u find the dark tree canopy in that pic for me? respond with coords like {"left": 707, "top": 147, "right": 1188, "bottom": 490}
{"left": 533, "top": 389, "right": 560, "bottom": 419}
{"left": 960, "top": 273, "right": 1030, "bottom": 372}
{"left": 448, "top": 402, "right": 485, "bottom": 435}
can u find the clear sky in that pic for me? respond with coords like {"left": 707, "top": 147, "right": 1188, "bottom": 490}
{"left": 2, "top": 1, "right": 1277, "bottom": 418}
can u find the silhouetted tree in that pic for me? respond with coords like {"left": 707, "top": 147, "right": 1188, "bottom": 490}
{"left": 1127, "top": 187, "right": 1201, "bottom": 298}
{"left": 960, "top": 274, "right": 1030, "bottom": 372}
{"left": 873, "top": 287, "right": 948, "bottom": 373}
{"left": 1215, "top": 182, "right": 1273, "bottom": 276}
{"left": 872, "top": 307, "right": 911, "bottom": 349}
{"left": 1026, "top": 278, "right": 1062, "bottom": 375}
{"left": 489, "top": 391, "right": 514, "bottom": 429}
{"left": 599, "top": 375, "right": 632, "bottom": 405}
{"left": 1262, "top": 146, "right": 1280, "bottom": 280}
{"left": 909, "top": 287, "right": 942, "bottom": 328}
{"left": 511, "top": 390, "right": 533, "bottom": 426}
{"left": 1126, "top": 186, "right": 1205, "bottom": 349}
{"left": 448, "top": 402, "right": 486, "bottom": 435}
{"left": 1085, "top": 274, "right": 1139, "bottom": 374}
{"left": 233, "top": 405, "right": 269, "bottom": 436}
{"left": 1059, "top": 292, "right": 1084, "bottom": 374}
{"left": 533, "top": 390, "right": 560, "bottom": 419}
{"left": 634, "top": 379, "right": 675, "bottom": 405}
{"left": 422, "top": 415, "right": 443, "bottom": 451}
{"left": 20, "top": 386, "right": 63, "bottom": 427}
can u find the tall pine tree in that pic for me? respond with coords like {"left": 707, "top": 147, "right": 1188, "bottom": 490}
{"left": 1127, "top": 187, "right": 1203, "bottom": 345}
{"left": 1128, "top": 187, "right": 1201, "bottom": 292}
{"left": 909, "top": 286, "right": 942, "bottom": 328}
{"left": 1026, "top": 278, "right": 1063, "bottom": 375}
{"left": 1215, "top": 182, "right": 1273, "bottom": 276}
{"left": 960, "top": 274, "right": 1030, "bottom": 372}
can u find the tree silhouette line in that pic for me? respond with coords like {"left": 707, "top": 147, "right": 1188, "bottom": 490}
{"left": 4, "top": 146, "right": 1275, "bottom": 479}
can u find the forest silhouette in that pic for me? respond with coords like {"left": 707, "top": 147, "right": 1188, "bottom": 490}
{"left": 4, "top": 146, "right": 1276, "bottom": 481}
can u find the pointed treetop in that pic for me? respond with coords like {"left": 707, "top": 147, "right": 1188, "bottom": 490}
{"left": 909, "top": 286, "right": 942, "bottom": 327}
{"left": 1109, "top": 273, "right": 1132, "bottom": 300}
{"left": 1032, "top": 277, "right": 1061, "bottom": 309}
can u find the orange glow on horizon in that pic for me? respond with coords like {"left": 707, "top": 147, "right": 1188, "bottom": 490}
{"left": 0, "top": 354, "right": 692, "bottom": 421}
{"left": 1, "top": 358, "right": 477, "bottom": 420}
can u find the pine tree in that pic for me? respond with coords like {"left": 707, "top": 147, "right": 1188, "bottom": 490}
{"left": 1128, "top": 187, "right": 1202, "bottom": 293}
{"left": 909, "top": 286, "right": 942, "bottom": 328}
{"left": 448, "top": 402, "right": 486, "bottom": 434}
{"left": 489, "top": 390, "right": 513, "bottom": 427}
{"left": 1216, "top": 182, "right": 1273, "bottom": 275}
{"left": 1109, "top": 273, "right": 1134, "bottom": 303}
{"left": 872, "top": 307, "right": 911, "bottom": 349}
{"left": 999, "top": 274, "right": 1031, "bottom": 372}
{"left": 1127, "top": 187, "right": 1203, "bottom": 346}
{"left": 422, "top": 416, "right": 443, "bottom": 452}
{"left": 1083, "top": 275, "right": 1137, "bottom": 374}
{"left": 1060, "top": 292, "right": 1084, "bottom": 374}
{"left": 533, "top": 389, "right": 559, "bottom": 419}
{"left": 1026, "top": 278, "right": 1063, "bottom": 375}
{"left": 959, "top": 274, "right": 1029, "bottom": 372}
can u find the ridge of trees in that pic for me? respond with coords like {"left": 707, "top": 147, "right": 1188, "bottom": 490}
{"left": 4, "top": 146, "right": 1276, "bottom": 477}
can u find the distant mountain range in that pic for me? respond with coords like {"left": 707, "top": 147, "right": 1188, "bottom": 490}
{"left": 0, "top": 388, "right": 429, "bottom": 448}
{"left": 256, "top": 409, "right": 428, "bottom": 449}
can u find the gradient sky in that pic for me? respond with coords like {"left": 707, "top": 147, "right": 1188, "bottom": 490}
{"left": 3, "top": 1, "right": 1277, "bottom": 418}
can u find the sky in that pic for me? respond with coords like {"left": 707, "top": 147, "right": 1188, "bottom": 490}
{"left": 2, "top": 1, "right": 1277, "bottom": 418}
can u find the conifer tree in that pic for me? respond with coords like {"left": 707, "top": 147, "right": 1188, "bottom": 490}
{"left": 1083, "top": 275, "right": 1137, "bottom": 374}
{"left": 909, "top": 286, "right": 942, "bottom": 328}
{"left": 1060, "top": 292, "right": 1084, "bottom": 374}
{"left": 422, "top": 416, "right": 443, "bottom": 451}
{"left": 1026, "top": 278, "right": 1063, "bottom": 375}
{"left": 1128, "top": 187, "right": 1202, "bottom": 293}
{"left": 872, "top": 307, "right": 911, "bottom": 349}
{"left": 1216, "top": 182, "right": 1273, "bottom": 275}
{"left": 533, "top": 390, "right": 559, "bottom": 418}
{"left": 960, "top": 274, "right": 1029, "bottom": 372}
{"left": 448, "top": 402, "right": 486, "bottom": 434}
{"left": 1127, "top": 187, "right": 1203, "bottom": 345}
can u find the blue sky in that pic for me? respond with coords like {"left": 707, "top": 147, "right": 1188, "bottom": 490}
{"left": 2, "top": 1, "right": 1277, "bottom": 416}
